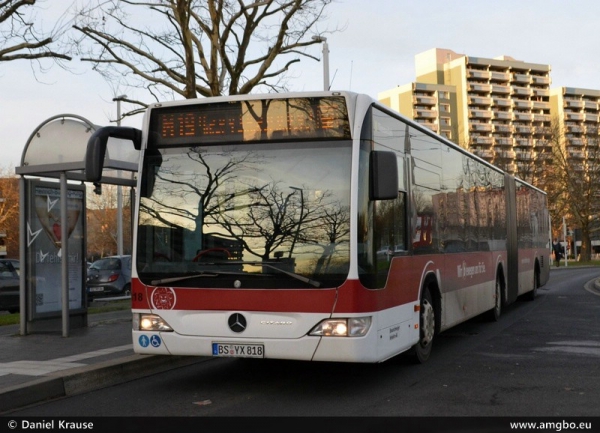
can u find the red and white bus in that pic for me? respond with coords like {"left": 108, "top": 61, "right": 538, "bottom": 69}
{"left": 86, "top": 91, "right": 551, "bottom": 363}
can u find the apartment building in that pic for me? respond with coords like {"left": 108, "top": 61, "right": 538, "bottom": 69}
{"left": 378, "top": 82, "right": 456, "bottom": 141}
{"left": 550, "top": 86, "right": 600, "bottom": 173}
{"left": 379, "top": 48, "right": 554, "bottom": 181}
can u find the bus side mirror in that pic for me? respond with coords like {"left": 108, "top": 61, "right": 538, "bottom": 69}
{"left": 370, "top": 150, "right": 398, "bottom": 200}
{"left": 85, "top": 126, "right": 142, "bottom": 182}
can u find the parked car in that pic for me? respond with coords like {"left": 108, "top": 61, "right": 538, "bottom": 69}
{"left": 0, "top": 259, "right": 20, "bottom": 313}
{"left": 86, "top": 255, "right": 132, "bottom": 301}
{"left": 1, "top": 258, "right": 20, "bottom": 276}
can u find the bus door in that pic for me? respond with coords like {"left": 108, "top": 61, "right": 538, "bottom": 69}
{"left": 504, "top": 173, "right": 519, "bottom": 304}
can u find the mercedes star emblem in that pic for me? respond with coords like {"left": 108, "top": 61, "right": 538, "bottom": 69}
{"left": 228, "top": 313, "right": 247, "bottom": 333}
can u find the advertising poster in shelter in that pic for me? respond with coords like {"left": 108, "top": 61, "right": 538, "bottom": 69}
{"left": 27, "top": 180, "right": 85, "bottom": 316}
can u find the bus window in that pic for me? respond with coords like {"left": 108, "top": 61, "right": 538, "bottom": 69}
{"left": 358, "top": 108, "right": 408, "bottom": 289}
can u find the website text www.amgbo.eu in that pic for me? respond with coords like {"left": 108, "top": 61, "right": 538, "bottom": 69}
{"left": 510, "top": 420, "right": 593, "bottom": 431}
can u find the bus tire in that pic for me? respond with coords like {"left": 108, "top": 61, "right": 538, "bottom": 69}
{"left": 524, "top": 266, "right": 539, "bottom": 301}
{"left": 485, "top": 273, "right": 503, "bottom": 322}
{"left": 410, "top": 285, "right": 435, "bottom": 364}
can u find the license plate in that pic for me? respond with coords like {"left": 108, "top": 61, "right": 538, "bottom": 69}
{"left": 89, "top": 287, "right": 104, "bottom": 292}
{"left": 212, "top": 342, "right": 264, "bottom": 358}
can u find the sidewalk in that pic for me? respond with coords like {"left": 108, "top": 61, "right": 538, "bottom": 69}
{"left": 0, "top": 306, "right": 206, "bottom": 414}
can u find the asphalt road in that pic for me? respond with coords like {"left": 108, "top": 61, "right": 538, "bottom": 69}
{"left": 9, "top": 267, "right": 600, "bottom": 418}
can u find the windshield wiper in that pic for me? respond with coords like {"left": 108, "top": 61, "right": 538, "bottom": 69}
{"left": 150, "top": 262, "right": 322, "bottom": 288}
{"left": 150, "top": 270, "right": 262, "bottom": 286}
{"left": 211, "top": 261, "right": 321, "bottom": 288}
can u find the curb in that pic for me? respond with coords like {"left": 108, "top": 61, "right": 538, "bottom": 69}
{"left": 0, "top": 354, "right": 209, "bottom": 414}
{"left": 583, "top": 277, "right": 600, "bottom": 297}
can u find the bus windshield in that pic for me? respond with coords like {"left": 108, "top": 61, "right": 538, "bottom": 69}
{"left": 136, "top": 140, "right": 352, "bottom": 289}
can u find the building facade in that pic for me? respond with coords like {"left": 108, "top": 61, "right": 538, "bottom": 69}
{"left": 379, "top": 48, "right": 554, "bottom": 182}
{"left": 379, "top": 82, "right": 455, "bottom": 142}
{"left": 550, "top": 86, "right": 600, "bottom": 173}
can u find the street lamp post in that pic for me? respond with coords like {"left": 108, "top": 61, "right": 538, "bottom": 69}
{"left": 113, "top": 95, "right": 127, "bottom": 257}
{"left": 312, "top": 36, "right": 330, "bottom": 91}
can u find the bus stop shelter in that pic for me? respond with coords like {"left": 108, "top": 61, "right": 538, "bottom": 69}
{"left": 15, "top": 114, "right": 138, "bottom": 336}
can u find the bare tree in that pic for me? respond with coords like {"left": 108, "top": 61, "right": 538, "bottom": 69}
{"left": 87, "top": 184, "right": 132, "bottom": 259}
{"left": 0, "top": 168, "right": 19, "bottom": 258}
{"left": 0, "top": 0, "right": 71, "bottom": 67}
{"left": 72, "top": 0, "right": 336, "bottom": 117}
{"left": 540, "top": 120, "right": 600, "bottom": 261}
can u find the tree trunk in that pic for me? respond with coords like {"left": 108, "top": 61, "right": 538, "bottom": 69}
{"left": 580, "top": 229, "right": 592, "bottom": 262}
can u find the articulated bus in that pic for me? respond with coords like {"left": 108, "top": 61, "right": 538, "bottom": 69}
{"left": 86, "top": 91, "right": 550, "bottom": 363}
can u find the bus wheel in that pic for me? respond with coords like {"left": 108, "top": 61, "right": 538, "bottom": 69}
{"left": 486, "top": 275, "right": 502, "bottom": 322}
{"left": 411, "top": 286, "right": 435, "bottom": 363}
{"left": 524, "top": 269, "right": 539, "bottom": 301}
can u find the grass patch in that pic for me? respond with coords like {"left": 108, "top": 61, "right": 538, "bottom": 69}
{"left": 0, "top": 299, "right": 131, "bottom": 327}
{"left": 558, "top": 260, "right": 600, "bottom": 267}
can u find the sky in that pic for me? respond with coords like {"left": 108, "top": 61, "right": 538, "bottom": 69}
{"left": 2, "top": 0, "right": 600, "bottom": 171}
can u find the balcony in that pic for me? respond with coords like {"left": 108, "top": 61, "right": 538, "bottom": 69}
{"left": 566, "top": 112, "right": 584, "bottom": 121}
{"left": 532, "top": 88, "right": 550, "bottom": 97}
{"left": 512, "top": 73, "right": 532, "bottom": 84}
{"left": 474, "top": 136, "right": 493, "bottom": 145}
{"left": 568, "top": 138, "right": 584, "bottom": 146}
{"left": 513, "top": 99, "right": 531, "bottom": 109}
{"left": 565, "top": 99, "right": 584, "bottom": 108}
{"left": 533, "top": 126, "right": 551, "bottom": 136}
{"left": 533, "top": 114, "right": 552, "bottom": 123}
{"left": 470, "top": 123, "right": 492, "bottom": 132}
{"left": 490, "top": 71, "right": 510, "bottom": 82}
{"left": 493, "top": 98, "right": 511, "bottom": 107}
{"left": 415, "top": 95, "right": 436, "bottom": 105}
{"left": 513, "top": 112, "right": 533, "bottom": 121}
{"left": 516, "top": 152, "right": 533, "bottom": 160}
{"left": 469, "top": 109, "right": 492, "bottom": 119}
{"left": 493, "top": 111, "right": 512, "bottom": 120}
{"left": 468, "top": 96, "right": 492, "bottom": 106}
{"left": 468, "top": 83, "right": 492, "bottom": 93}
{"left": 413, "top": 108, "right": 438, "bottom": 119}
{"left": 474, "top": 149, "right": 494, "bottom": 159}
{"left": 584, "top": 100, "right": 598, "bottom": 110}
{"left": 467, "top": 69, "right": 491, "bottom": 80}
{"left": 584, "top": 113, "right": 599, "bottom": 122}
{"left": 515, "top": 138, "right": 533, "bottom": 147}
{"left": 511, "top": 86, "right": 532, "bottom": 97}
{"left": 568, "top": 152, "right": 585, "bottom": 159}
{"left": 494, "top": 137, "right": 514, "bottom": 146}
{"left": 532, "top": 100, "right": 550, "bottom": 110}
{"left": 531, "top": 75, "right": 550, "bottom": 85}
{"left": 515, "top": 126, "right": 532, "bottom": 134}
{"left": 491, "top": 84, "right": 511, "bottom": 94}
{"left": 493, "top": 124, "right": 513, "bottom": 133}
{"left": 495, "top": 150, "right": 517, "bottom": 159}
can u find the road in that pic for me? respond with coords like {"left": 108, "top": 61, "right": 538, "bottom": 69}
{"left": 9, "top": 268, "right": 600, "bottom": 419}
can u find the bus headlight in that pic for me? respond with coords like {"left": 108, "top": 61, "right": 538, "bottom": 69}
{"left": 309, "top": 317, "right": 371, "bottom": 337}
{"left": 133, "top": 313, "right": 173, "bottom": 332}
